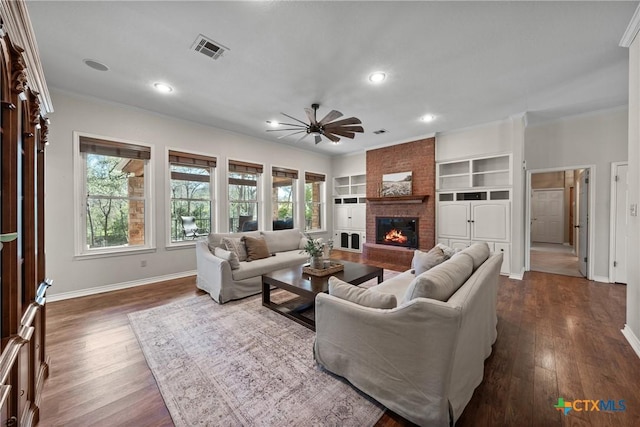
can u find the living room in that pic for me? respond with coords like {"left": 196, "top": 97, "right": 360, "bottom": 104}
{"left": 1, "top": 1, "right": 640, "bottom": 426}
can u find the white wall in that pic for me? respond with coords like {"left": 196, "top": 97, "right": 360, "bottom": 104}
{"left": 436, "top": 120, "right": 514, "bottom": 162}
{"left": 45, "top": 90, "right": 332, "bottom": 297}
{"left": 331, "top": 152, "right": 366, "bottom": 178}
{"left": 624, "top": 33, "right": 640, "bottom": 353}
{"left": 525, "top": 108, "right": 628, "bottom": 280}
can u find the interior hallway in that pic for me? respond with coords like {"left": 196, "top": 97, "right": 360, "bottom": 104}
{"left": 530, "top": 242, "right": 583, "bottom": 278}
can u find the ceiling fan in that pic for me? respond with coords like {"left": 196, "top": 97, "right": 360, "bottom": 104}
{"left": 266, "top": 103, "right": 364, "bottom": 144}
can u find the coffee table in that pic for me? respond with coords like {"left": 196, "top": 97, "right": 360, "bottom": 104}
{"left": 262, "top": 260, "right": 384, "bottom": 331}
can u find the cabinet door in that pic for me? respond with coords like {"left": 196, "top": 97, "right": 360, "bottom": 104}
{"left": 350, "top": 205, "right": 366, "bottom": 229}
{"left": 438, "top": 202, "right": 471, "bottom": 239}
{"left": 471, "top": 202, "right": 510, "bottom": 241}
{"left": 334, "top": 206, "right": 351, "bottom": 229}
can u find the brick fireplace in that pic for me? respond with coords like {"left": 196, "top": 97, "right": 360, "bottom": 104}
{"left": 364, "top": 138, "right": 436, "bottom": 268}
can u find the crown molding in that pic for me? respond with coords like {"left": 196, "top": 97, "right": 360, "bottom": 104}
{"left": 0, "top": 0, "right": 53, "bottom": 114}
{"left": 620, "top": 3, "right": 640, "bottom": 48}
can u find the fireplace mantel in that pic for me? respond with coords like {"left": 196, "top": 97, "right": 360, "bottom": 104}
{"left": 366, "top": 195, "right": 428, "bottom": 204}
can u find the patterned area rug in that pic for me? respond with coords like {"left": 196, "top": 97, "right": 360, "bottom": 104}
{"left": 128, "top": 271, "right": 401, "bottom": 426}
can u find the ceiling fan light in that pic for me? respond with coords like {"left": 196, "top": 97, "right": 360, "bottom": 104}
{"left": 421, "top": 114, "right": 435, "bottom": 122}
{"left": 153, "top": 82, "right": 173, "bottom": 93}
{"left": 266, "top": 120, "right": 279, "bottom": 127}
{"left": 369, "top": 72, "right": 386, "bottom": 83}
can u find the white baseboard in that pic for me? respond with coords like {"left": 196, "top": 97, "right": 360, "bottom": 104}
{"left": 622, "top": 325, "right": 640, "bottom": 360}
{"left": 592, "top": 275, "right": 610, "bottom": 284}
{"left": 509, "top": 268, "right": 525, "bottom": 281}
{"left": 47, "top": 270, "right": 197, "bottom": 302}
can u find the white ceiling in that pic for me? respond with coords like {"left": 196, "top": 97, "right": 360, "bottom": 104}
{"left": 26, "top": 1, "right": 638, "bottom": 156}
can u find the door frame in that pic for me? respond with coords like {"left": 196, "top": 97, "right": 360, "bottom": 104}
{"left": 525, "top": 165, "right": 596, "bottom": 280}
{"left": 609, "top": 161, "right": 628, "bottom": 283}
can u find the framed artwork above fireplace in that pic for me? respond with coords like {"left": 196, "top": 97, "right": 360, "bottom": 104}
{"left": 381, "top": 171, "right": 412, "bottom": 197}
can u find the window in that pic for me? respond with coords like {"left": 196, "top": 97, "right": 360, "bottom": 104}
{"left": 305, "top": 172, "right": 325, "bottom": 231}
{"left": 169, "top": 150, "right": 216, "bottom": 243}
{"left": 272, "top": 167, "right": 297, "bottom": 230}
{"left": 77, "top": 134, "right": 152, "bottom": 254}
{"left": 228, "top": 160, "right": 262, "bottom": 232}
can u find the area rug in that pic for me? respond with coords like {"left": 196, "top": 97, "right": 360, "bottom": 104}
{"left": 127, "top": 271, "right": 401, "bottom": 426}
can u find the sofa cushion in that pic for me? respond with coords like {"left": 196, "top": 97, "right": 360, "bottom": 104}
{"left": 214, "top": 247, "right": 240, "bottom": 270}
{"left": 458, "top": 242, "right": 490, "bottom": 270}
{"left": 260, "top": 229, "right": 302, "bottom": 253}
{"left": 208, "top": 231, "right": 260, "bottom": 252}
{"left": 403, "top": 254, "right": 474, "bottom": 303}
{"left": 242, "top": 236, "right": 272, "bottom": 261}
{"left": 412, "top": 246, "right": 447, "bottom": 276}
{"left": 222, "top": 237, "right": 249, "bottom": 262}
{"left": 436, "top": 242, "right": 456, "bottom": 259}
{"left": 329, "top": 277, "right": 397, "bottom": 309}
{"left": 368, "top": 270, "right": 416, "bottom": 302}
{"left": 231, "top": 251, "right": 308, "bottom": 281}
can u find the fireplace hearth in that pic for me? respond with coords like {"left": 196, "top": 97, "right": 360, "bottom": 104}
{"left": 375, "top": 217, "right": 418, "bottom": 248}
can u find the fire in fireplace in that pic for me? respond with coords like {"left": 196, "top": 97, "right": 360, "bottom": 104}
{"left": 375, "top": 217, "right": 418, "bottom": 248}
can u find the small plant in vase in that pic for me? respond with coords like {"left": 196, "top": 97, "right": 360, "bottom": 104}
{"left": 301, "top": 233, "right": 326, "bottom": 269}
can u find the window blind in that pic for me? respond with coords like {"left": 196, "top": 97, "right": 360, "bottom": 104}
{"left": 79, "top": 136, "right": 151, "bottom": 160}
{"left": 305, "top": 172, "right": 326, "bottom": 182}
{"left": 272, "top": 167, "right": 298, "bottom": 179}
{"left": 169, "top": 150, "right": 217, "bottom": 168}
{"left": 229, "top": 160, "right": 263, "bottom": 174}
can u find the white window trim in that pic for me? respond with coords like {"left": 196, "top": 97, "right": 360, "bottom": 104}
{"left": 304, "top": 172, "right": 327, "bottom": 233}
{"left": 73, "top": 131, "right": 155, "bottom": 258}
{"left": 165, "top": 146, "right": 218, "bottom": 248}
{"left": 227, "top": 159, "right": 264, "bottom": 232}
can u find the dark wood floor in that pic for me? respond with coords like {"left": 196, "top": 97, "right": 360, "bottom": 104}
{"left": 37, "top": 251, "right": 640, "bottom": 426}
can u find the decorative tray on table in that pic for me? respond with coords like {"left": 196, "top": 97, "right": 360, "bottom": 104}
{"left": 302, "top": 261, "right": 344, "bottom": 277}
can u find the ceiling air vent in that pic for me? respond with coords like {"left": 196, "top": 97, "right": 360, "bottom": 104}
{"left": 373, "top": 129, "right": 388, "bottom": 135}
{"left": 191, "top": 34, "right": 229, "bottom": 60}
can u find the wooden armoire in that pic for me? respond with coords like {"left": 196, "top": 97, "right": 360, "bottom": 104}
{"left": 0, "top": 1, "right": 53, "bottom": 425}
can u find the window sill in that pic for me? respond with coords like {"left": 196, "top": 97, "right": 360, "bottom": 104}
{"left": 166, "top": 240, "right": 205, "bottom": 250}
{"left": 74, "top": 246, "right": 157, "bottom": 260}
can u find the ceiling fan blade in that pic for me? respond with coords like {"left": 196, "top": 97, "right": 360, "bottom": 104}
{"left": 266, "top": 128, "right": 307, "bottom": 132}
{"left": 277, "top": 130, "right": 306, "bottom": 139}
{"left": 322, "top": 132, "right": 341, "bottom": 143}
{"left": 292, "top": 133, "right": 309, "bottom": 144}
{"left": 318, "top": 110, "right": 343, "bottom": 126}
{"left": 304, "top": 107, "right": 317, "bottom": 125}
{"left": 315, "top": 135, "right": 322, "bottom": 144}
{"left": 325, "top": 129, "right": 356, "bottom": 139}
{"left": 324, "top": 117, "right": 362, "bottom": 127}
{"left": 324, "top": 124, "right": 364, "bottom": 133}
{"left": 278, "top": 122, "right": 308, "bottom": 128}
{"left": 280, "top": 112, "right": 308, "bottom": 126}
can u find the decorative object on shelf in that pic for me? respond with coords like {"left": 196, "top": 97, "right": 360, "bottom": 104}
{"left": 303, "top": 261, "right": 345, "bottom": 277}
{"left": 301, "top": 233, "right": 329, "bottom": 268}
{"left": 381, "top": 171, "right": 412, "bottom": 196}
{"left": 0, "top": 232, "right": 18, "bottom": 251}
{"left": 266, "top": 103, "right": 364, "bottom": 145}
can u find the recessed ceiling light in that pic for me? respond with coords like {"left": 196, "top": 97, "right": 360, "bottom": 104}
{"left": 153, "top": 82, "right": 173, "bottom": 93}
{"left": 83, "top": 59, "right": 109, "bottom": 72}
{"left": 421, "top": 114, "right": 435, "bottom": 122}
{"left": 266, "top": 120, "right": 279, "bottom": 127}
{"left": 368, "top": 72, "right": 386, "bottom": 83}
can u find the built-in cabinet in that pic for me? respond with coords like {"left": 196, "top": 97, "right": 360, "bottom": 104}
{"left": 333, "top": 174, "right": 366, "bottom": 252}
{"left": 436, "top": 154, "right": 512, "bottom": 274}
{"left": 0, "top": 11, "right": 51, "bottom": 427}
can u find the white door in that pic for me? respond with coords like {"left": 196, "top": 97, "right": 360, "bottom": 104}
{"left": 578, "top": 170, "right": 589, "bottom": 277}
{"left": 350, "top": 205, "right": 366, "bottom": 229}
{"left": 613, "top": 164, "right": 628, "bottom": 283}
{"left": 438, "top": 202, "right": 471, "bottom": 239}
{"left": 531, "top": 189, "right": 564, "bottom": 243}
{"left": 471, "top": 202, "right": 510, "bottom": 241}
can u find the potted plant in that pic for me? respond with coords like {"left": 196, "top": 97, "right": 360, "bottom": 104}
{"left": 301, "top": 234, "right": 326, "bottom": 269}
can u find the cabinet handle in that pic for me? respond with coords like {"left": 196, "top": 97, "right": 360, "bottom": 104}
{"left": 7, "top": 416, "right": 17, "bottom": 427}
{"left": 19, "top": 390, "right": 24, "bottom": 397}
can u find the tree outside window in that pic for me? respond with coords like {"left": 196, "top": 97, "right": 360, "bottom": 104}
{"left": 305, "top": 172, "right": 325, "bottom": 231}
{"left": 272, "top": 167, "right": 297, "bottom": 230}
{"left": 170, "top": 164, "right": 212, "bottom": 241}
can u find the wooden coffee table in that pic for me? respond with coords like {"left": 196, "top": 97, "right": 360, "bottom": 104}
{"left": 262, "top": 260, "right": 383, "bottom": 331}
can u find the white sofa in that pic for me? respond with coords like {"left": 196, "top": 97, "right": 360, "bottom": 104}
{"left": 314, "top": 243, "right": 502, "bottom": 427}
{"left": 196, "top": 228, "right": 309, "bottom": 303}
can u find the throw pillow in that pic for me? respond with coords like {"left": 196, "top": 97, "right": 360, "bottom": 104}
{"left": 458, "top": 242, "right": 490, "bottom": 270}
{"left": 403, "top": 253, "right": 473, "bottom": 303}
{"left": 242, "top": 236, "right": 271, "bottom": 261}
{"left": 261, "top": 229, "right": 302, "bottom": 253}
{"left": 214, "top": 247, "right": 240, "bottom": 270}
{"left": 328, "top": 277, "right": 397, "bottom": 309}
{"left": 412, "top": 246, "right": 447, "bottom": 276}
{"left": 436, "top": 243, "right": 456, "bottom": 259}
{"left": 222, "top": 237, "right": 248, "bottom": 262}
